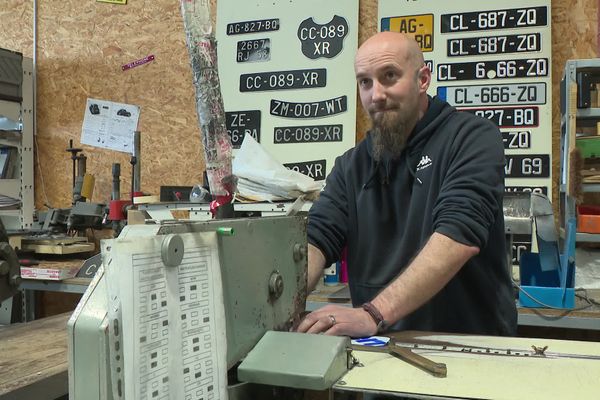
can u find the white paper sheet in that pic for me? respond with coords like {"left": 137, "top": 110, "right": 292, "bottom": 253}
{"left": 81, "top": 98, "right": 140, "bottom": 154}
{"left": 233, "top": 134, "right": 322, "bottom": 200}
{"left": 105, "top": 231, "right": 228, "bottom": 400}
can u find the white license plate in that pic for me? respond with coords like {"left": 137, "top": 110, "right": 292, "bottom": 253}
{"left": 438, "top": 83, "right": 546, "bottom": 106}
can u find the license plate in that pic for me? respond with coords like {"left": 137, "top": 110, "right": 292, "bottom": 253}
{"left": 270, "top": 96, "right": 347, "bottom": 119}
{"left": 460, "top": 106, "right": 539, "bottom": 128}
{"left": 227, "top": 18, "right": 280, "bottom": 35}
{"left": 236, "top": 38, "right": 270, "bottom": 63}
{"left": 504, "top": 154, "right": 549, "bottom": 178}
{"left": 505, "top": 186, "right": 548, "bottom": 195}
{"left": 381, "top": 14, "right": 434, "bottom": 52}
{"left": 283, "top": 159, "right": 327, "bottom": 180}
{"left": 447, "top": 33, "right": 542, "bottom": 57}
{"left": 502, "top": 130, "right": 531, "bottom": 149}
{"left": 225, "top": 110, "right": 261, "bottom": 148}
{"left": 273, "top": 124, "right": 343, "bottom": 144}
{"left": 437, "top": 58, "right": 548, "bottom": 81}
{"left": 441, "top": 7, "right": 548, "bottom": 33}
{"left": 240, "top": 68, "right": 326, "bottom": 92}
{"left": 438, "top": 83, "right": 546, "bottom": 106}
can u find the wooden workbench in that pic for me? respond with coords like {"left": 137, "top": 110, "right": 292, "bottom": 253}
{"left": 0, "top": 313, "right": 70, "bottom": 400}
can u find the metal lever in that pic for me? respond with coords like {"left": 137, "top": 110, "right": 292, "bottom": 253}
{"left": 389, "top": 344, "right": 447, "bottom": 378}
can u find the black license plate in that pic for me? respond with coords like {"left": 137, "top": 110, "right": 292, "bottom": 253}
{"left": 273, "top": 124, "right": 343, "bottom": 144}
{"left": 447, "top": 33, "right": 541, "bottom": 57}
{"left": 437, "top": 58, "right": 548, "bottom": 81}
{"left": 502, "top": 130, "right": 531, "bottom": 149}
{"left": 505, "top": 186, "right": 548, "bottom": 195}
{"left": 441, "top": 7, "right": 548, "bottom": 33}
{"left": 270, "top": 96, "right": 347, "bottom": 119}
{"left": 240, "top": 68, "right": 326, "bottom": 92}
{"left": 225, "top": 110, "right": 261, "bottom": 148}
{"left": 227, "top": 18, "right": 279, "bottom": 35}
{"left": 504, "top": 154, "right": 550, "bottom": 178}
{"left": 283, "top": 159, "right": 326, "bottom": 180}
{"left": 236, "top": 38, "right": 270, "bottom": 63}
{"left": 460, "top": 106, "right": 539, "bottom": 128}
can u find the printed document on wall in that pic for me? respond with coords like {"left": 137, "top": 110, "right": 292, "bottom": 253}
{"left": 81, "top": 98, "right": 140, "bottom": 154}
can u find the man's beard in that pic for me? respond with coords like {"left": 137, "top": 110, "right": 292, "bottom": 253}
{"left": 370, "top": 107, "right": 419, "bottom": 161}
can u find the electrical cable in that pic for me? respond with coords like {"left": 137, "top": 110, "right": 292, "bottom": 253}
{"left": 511, "top": 278, "right": 600, "bottom": 312}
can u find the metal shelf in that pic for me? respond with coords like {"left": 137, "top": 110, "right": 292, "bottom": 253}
{"left": 0, "top": 179, "right": 21, "bottom": 198}
{"left": 576, "top": 232, "right": 600, "bottom": 242}
{"left": 576, "top": 108, "right": 600, "bottom": 120}
{"left": 0, "top": 55, "right": 34, "bottom": 230}
{"left": 583, "top": 183, "right": 600, "bottom": 192}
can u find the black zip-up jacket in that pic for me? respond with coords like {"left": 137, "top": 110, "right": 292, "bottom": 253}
{"left": 308, "top": 96, "right": 517, "bottom": 335}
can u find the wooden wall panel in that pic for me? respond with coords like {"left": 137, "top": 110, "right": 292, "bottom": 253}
{"left": 3, "top": 1, "right": 204, "bottom": 209}
{"left": 0, "top": 0, "right": 598, "bottom": 210}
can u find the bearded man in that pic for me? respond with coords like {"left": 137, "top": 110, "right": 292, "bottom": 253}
{"left": 296, "top": 32, "right": 517, "bottom": 337}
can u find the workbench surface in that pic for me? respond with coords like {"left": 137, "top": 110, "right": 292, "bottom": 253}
{"left": 0, "top": 313, "right": 70, "bottom": 400}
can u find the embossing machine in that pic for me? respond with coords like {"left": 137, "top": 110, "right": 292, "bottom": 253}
{"left": 67, "top": 216, "right": 350, "bottom": 400}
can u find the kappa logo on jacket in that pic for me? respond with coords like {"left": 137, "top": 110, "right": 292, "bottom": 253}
{"left": 416, "top": 155, "right": 432, "bottom": 171}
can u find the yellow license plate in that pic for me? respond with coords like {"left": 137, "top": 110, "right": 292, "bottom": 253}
{"left": 381, "top": 14, "right": 434, "bottom": 52}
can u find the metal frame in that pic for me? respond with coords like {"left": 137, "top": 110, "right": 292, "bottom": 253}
{"left": 139, "top": 201, "right": 313, "bottom": 221}
{"left": 0, "top": 55, "right": 34, "bottom": 231}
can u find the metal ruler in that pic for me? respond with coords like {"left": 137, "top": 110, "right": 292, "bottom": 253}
{"left": 392, "top": 341, "right": 600, "bottom": 361}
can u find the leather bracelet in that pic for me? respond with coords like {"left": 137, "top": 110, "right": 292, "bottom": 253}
{"left": 361, "top": 301, "right": 388, "bottom": 333}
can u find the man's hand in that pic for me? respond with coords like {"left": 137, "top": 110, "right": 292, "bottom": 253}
{"left": 294, "top": 304, "right": 377, "bottom": 337}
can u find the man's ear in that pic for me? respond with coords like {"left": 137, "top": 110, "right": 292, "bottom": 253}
{"left": 418, "top": 65, "right": 432, "bottom": 93}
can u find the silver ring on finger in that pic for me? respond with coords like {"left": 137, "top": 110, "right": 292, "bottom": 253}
{"left": 328, "top": 314, "right": 336, "bottom": 326}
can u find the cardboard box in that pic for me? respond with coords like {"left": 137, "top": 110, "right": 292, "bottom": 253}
{"left": 20, "top": 265, "right": 80, "bottom": 280}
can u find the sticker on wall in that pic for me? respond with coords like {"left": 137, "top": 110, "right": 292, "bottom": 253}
{"left": 380, "top": 14, "right": 434, "bottom": 52}
{"left": 236, "top": 38, "right": 271, "bottom": 63}
{"left": 122, "top": 54, "right": 155, "bottom": 71}
{"left": 225, "top": 110, "right": 261, "bottom": 148}
{"left": 297, "top": 15, "right": 348, "bottom": 59}
{"left": 270, "top": 96, "right": 347, "bottom": 118}
{"left": 283, "top": 159, "right": 327, "bottom": 180}
{"left": 227, "top": 18, "right": 280, "bottom": 35}
{"left": 273, "top": 124, "right": 343, "bottom": 144}
{"left": 240, "top": 68, "right": 326, "bottom": 92}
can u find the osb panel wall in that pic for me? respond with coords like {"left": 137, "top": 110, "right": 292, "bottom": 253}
{"left": 4, "top": 1, "right": 204, "bottom": 210}
{"left": 0, "top": 0, "right": 598, "bottom": 211}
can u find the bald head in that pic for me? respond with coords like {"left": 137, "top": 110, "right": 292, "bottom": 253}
{"left": 356, "top": 32, "right": 425, "bottom": 73}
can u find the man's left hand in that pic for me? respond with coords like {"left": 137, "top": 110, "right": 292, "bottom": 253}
{"left": 294, "top": 304, "right": 377, "bottom": 337}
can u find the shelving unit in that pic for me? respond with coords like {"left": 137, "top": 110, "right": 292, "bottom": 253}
{"left": 0, "top": 48, "right": 34, "bottom": 231}
{"left": 559, "top": 59, "right": 600, "bottom": 243}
